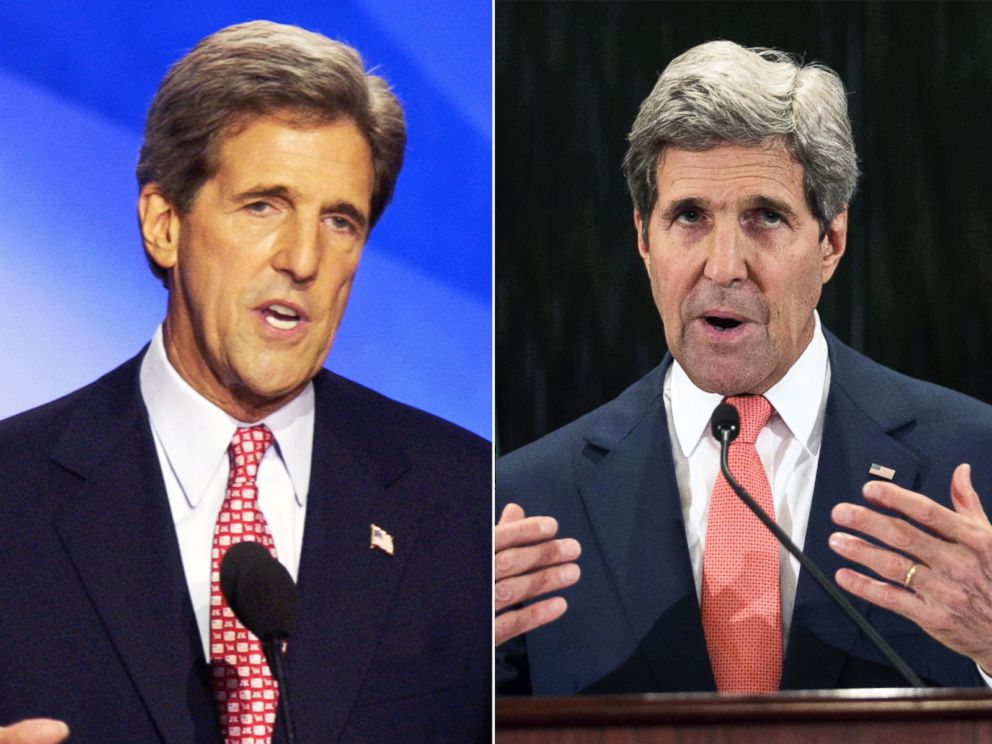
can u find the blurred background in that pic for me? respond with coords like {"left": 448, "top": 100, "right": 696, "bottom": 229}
{"left": 497, "top": 1, "right": 992, "bottom": 453}
{"left": 0, "top": 0, "right": 491, "bottom": 437}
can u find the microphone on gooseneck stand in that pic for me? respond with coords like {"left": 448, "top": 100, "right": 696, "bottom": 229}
{"left": 710, "top": 402, "right": 925, "bottom": 688}
{"left": 221, "top": 540, "right": 301, "bottom": 744}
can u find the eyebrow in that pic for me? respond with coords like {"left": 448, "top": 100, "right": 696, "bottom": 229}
{"left": 659, "top": 198, "right": 703, "bottom": 222}
{"left": 326, "top": 201, "right": 369, "bottom": 232}
{"left": 234, "top": 184, "right": 369, "bottom": 231}
{"left": 658, "top": 195, "right": 802, "bottom": 222}
{"left": 746, "top": 195, "right": 801, "bottom": 222}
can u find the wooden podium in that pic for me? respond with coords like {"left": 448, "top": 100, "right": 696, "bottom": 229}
{"left": 496, "top": 688, "right": 992, "bottom": 743}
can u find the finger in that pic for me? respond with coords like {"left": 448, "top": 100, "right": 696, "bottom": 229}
{"left": 828, "top": 531, "right": 919, "bottom": 588}
{"left": 858, "top": 480, "right": 964, "bottom": 543}
{"left": 495, "top": 537, "right": 581, "bottom": 581}
{"left": 834, "top": 567, "right": 923, "bottom": 623}
{"left": 494, "top": 514, "right": 558, "bottom": 553}
{"left": 495, "top": 561, "right": 580, "bottom": 611}
{"left": 831, "top": 501, "right": 946, "bottom": 568}
{"left": 950, "top": 463, "right": 992, "bottom": 526}
{"left": 835, "top": 563, "right": 992, "bottom": 662}
{"left": 495, "top": 596, "right": 568, "bottom": 646}
{"left": 498, "top": 502, "right": 526, "bottom": 526}
{"left": 0, "top": 719, "right": 70, "bottom": 744}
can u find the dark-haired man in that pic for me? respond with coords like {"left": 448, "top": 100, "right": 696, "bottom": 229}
{"left": 0, "top": 21, "right": 489, "bottom": 743}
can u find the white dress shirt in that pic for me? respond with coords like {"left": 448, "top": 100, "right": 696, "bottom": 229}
{"left": 664, "top": 312, "right": 830, "bottom": 647}
{"left": 139, "top": 326, "right": 313, "bottom": 658}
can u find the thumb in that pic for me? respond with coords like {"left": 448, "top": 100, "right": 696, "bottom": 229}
{"left": 950, "top": 463, "right": 991, "bottom": 525}
{"left": 0, "top": 719, "right": 69, "bottom": 744}
{"left": 498, "top": 502, "right": 526, "bottom": 525}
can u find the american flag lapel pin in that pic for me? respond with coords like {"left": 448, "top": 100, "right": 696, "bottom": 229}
{"left": 868, "top": 463, "right": 896, "bottom": 481}
{"left": 370, "top": 524, "right": 395, "bottom": 556}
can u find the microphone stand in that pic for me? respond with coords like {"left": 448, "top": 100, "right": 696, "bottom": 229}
{"left": 716, "top": 426, "right": 925, "bottom": 688}
{"left": 264, "top": 636, "right": 298, "bottom": 744}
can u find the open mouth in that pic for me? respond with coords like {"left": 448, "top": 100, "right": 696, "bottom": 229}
{"left": 262, "top": 303, "right": 302, "bottom": 331}
{"left": 703, "top": 315, "right": 743, "bottom": 332}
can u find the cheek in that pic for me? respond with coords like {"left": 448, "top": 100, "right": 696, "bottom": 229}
{"left": 176, "top": 259, "right": 217, "bottom": 319}
{"left": 184, "top": 269, "right": 257, "bottom": 348}
{"left": 795, "top": 257, "right": 826, "bottom": 308}
{"left": 178, "top": 231, "right": 235, "bottom": 302}
{"left": 320, "top": 255, "right": 361, "bottom": 300}
{"left": 650, "top": 259, "right": 691, "bottom": 316}
{"left": 192, "top": 263, "right": 241, "bottom": 314}
{"left": 768, "top": 263, "right": 824, "bottom": 330}
{"left": 654, "top": 280, "right": 679, "bottom": 320}
{"left": 646, "top": 269, "right": 692, "bottom": 353}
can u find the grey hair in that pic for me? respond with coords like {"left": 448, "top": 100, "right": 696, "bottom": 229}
{"left": 623, "top": 40, "right": 858, "bottom": 237}
{"left": 137, "top": 20, "right": 406, "bottom": 282}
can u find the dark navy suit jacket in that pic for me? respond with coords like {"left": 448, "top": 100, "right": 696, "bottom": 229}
{"left": 0, "top": 353, "right": 490, "bottom": 742}
{"left": 497, "top": 332, "right": 992, "bottom": 694}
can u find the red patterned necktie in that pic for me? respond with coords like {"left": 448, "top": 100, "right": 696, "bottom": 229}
{"left": 701, "top": 395, "right": 782, "bottom": 693}
{"left": 210, "top": 425, "right": 279, "bottom": 743}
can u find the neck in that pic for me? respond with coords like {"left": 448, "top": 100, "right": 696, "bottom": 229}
{"left": 161, "top": 322, "right": 304, "bottom": 423}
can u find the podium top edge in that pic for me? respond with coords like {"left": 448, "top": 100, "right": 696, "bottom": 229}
{"left": 496, "top": 688, "right": 992, "bottom": 728}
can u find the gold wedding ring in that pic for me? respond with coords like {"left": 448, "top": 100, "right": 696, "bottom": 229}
{"left": 903, "top": 563, "right": 918, "bottom": 590}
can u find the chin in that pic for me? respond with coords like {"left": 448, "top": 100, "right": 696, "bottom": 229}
{"left": 694, "top": 378, "right": 740, "bottom": 397}
{"left": 231, "top": 366, "right": 312, "bottom": 404}
{"left": 254, "top": 376, "right": 310, "bottom": 399}
{"left": 243, "top": 350, "right": 321, "bottom": 387}
{"left": 684, "top": 364, "right": 765, "bottom": 397}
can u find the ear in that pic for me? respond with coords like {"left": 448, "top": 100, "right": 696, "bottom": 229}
{"left": 820, "top": 207, "right": 848, "bottom": 284}
{"left": 634, "top": 208, "right": 651, "bottom": 266}
{"left": 138, "top": 183, "right": 181, "bottom": 273}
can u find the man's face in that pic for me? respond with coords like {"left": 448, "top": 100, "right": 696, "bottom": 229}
{"left": 142, "top": 114, "right": 374, "bottom": 420}
{"left": 635, "top": 143, "right": 847, "bottom": 395}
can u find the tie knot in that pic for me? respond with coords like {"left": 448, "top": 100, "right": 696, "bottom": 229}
{"left": 724, "top": 395, "right": 772, "bottom": 444}
{"left": 228, "top": 424, "right": 274, "bottom": 477}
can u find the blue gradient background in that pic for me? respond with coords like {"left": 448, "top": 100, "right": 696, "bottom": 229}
{"left": 0, "top": 1, "right": 491, "bottom": 437}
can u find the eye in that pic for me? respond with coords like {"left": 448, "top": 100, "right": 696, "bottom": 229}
{"left": 676, "top": 209, "right": 703, "bottom": 225}
{"left": 743, "top": 208, "right": 788, "bottom": 231}
{"left": 245, "top": 201, "right": 275, "bottom": 215}
{"left": 325, "top": 214, "right": 359, "bottom": 235}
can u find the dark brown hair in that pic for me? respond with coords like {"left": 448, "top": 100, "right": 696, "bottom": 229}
{"left": 137, "top": 20, "right": 406, "bottom": 280}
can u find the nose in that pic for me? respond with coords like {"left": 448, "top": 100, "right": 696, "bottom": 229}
{"left": 702, "top": 219, "right": 748, "bottom": 286}
{"left": 271, "top": 215, "right": 320, "bottom": 284}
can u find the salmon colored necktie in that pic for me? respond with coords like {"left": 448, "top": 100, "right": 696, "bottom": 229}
{"left": 701, "top": 395, "right": 782, "bottom": 692}
{"left": 210, "top": 425, "right": 280, "bottom": 743}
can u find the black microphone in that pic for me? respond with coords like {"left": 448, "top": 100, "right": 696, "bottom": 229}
{"left": 221, "top": 541, "right": 301, "bottom": 743}
{"left": 710, "top": 402, "right": 924, "bottom": 688}
{"left": 711, "top": 402, "right": 740, "bottom": 443}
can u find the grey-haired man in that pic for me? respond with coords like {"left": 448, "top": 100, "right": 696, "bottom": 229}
{"left": 496, "top": 40, "right": 992, "bottom": 695}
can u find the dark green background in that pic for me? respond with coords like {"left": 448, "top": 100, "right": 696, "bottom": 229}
{"left": 496, "top": 0, "right": 992, "bottom": 454}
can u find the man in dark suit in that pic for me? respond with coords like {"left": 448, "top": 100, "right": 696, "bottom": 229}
{"left": 495, "top": 40, "right": 992, "bottom": 694}
{"left": 0, "top": 21, "right": 489, "bottom": 743}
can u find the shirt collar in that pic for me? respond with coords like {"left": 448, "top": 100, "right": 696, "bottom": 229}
{"left": 669, "top": 311, "right": 829, "bottom": 458}
{"left": 139, "top": 325, "right": 314, "bottom": 508}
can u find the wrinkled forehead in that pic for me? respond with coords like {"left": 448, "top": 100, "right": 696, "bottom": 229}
{"left": 210, "top": 107, "right": 353, "bottom": 163}
{"left": 654, "top": 141, "right": 810, "bottom": 212}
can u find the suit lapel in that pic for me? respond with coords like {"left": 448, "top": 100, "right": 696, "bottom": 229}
{"left": 49, "top": 357, "right": 218, "bottom": 743}
{"left": 577, "top": 362, "right": 714, "bottom": 692}
{"left": 782, "top": 335, "right": 921, "bottom": 689}
{"left": 284, "top": 372, "right": 418, "bottom": 742}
